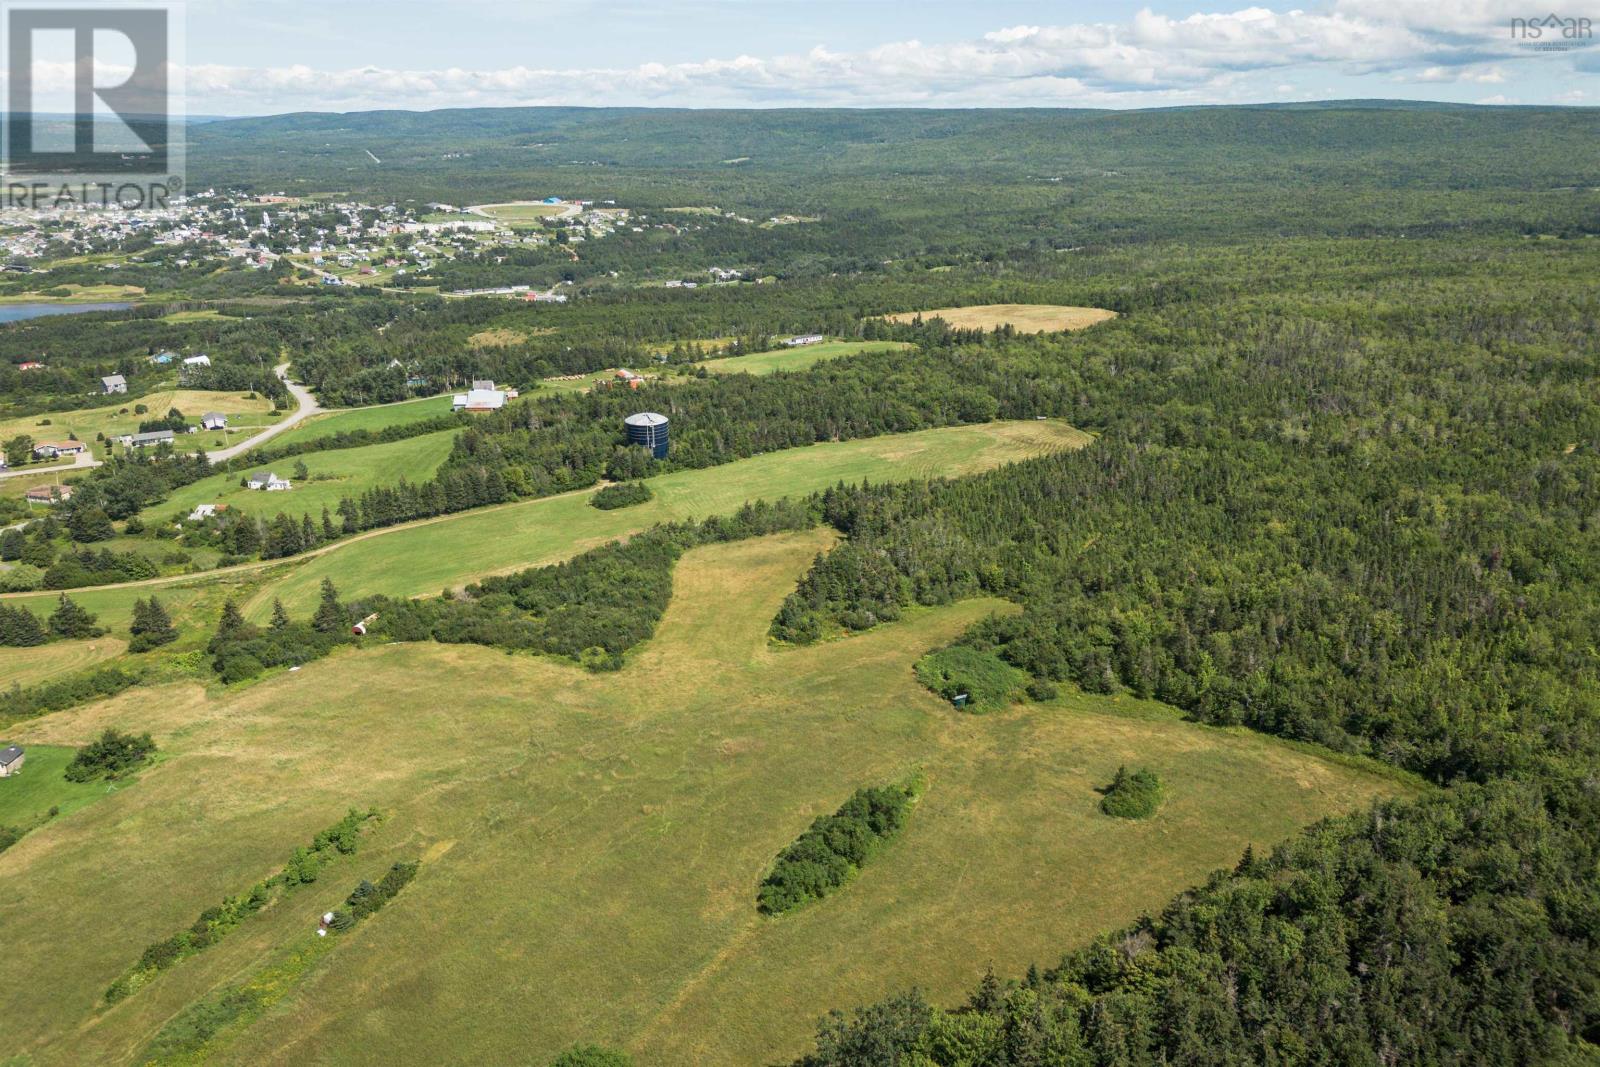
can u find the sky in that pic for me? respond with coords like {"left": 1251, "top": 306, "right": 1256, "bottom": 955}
{"left": 23, "top": 0, "right": 1600, "bottom": 115}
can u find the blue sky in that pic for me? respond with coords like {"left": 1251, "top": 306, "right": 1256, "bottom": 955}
{"left": 159, "top": 0, "right": 1600, "bottom": 113}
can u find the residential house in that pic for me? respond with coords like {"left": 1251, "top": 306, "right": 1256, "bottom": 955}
{"left": 0, "top": 746, "right": 24, "bottom": 777}
{"left": 128, "top": 430, "right": 175, "bottom": 449}
{"left": 784, "top": 334, "right": 826, "bottom": 347}
{"left": 183, "top": 354, "right": 211, "bottom": 368}
{"left": 201, "top": 412, "right": 227, "bottom": 431}
{"left": 101, "top": 373, "right": 128, "bottom": 394}
{"left": 24, "top": 484, "right": 72, "bottom": 504}
{"left": 247, "top": 471, "right": 291, "bottom": 491}
{"left": 32, "top": 441, "right": 86, "bottom": 459}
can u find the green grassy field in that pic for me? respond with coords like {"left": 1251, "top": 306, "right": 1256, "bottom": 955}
{"left": 138, "top": 430, "right": 459, "bottom": 525}
{"left": 265, "top": 394, "right": 457, "bottom": 449}
{"left": 1, "top": 636, "right": 128, "bottom": 688}
{"left": 0, "top": 532, "right": 1413, "bottom": 1066}
{"left": 240, "top": 419, "right": 1089, "bottom": 618}
{"left": 0, "top": 390, "right": 281, "bottom": 456}
{"left": 697, "top": 340, "right": 915, "bottom": 376}
{"left": 0, "top": 420, "right": 1087, "bottom": 634}
{"left": 0, "top": 743, "right": 117, "bottom": 828}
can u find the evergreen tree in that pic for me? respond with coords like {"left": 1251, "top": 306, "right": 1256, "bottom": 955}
{"left": 270, "top": 598, "right": 290, "bottom": 630}
{"left": 128, "top": 596, "right": 177, "bottom": 652}
{"left": 312, "top": 578, "right": 345, "bottom": 634}
{"left": 0, "top": 604, "right": 48, "bottom": 646}
{"left": 48, "top": 594, "right": 103, "bottom": 639}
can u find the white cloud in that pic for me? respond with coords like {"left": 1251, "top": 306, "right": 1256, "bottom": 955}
{"left": 128, "top": 3, "right": 1600, "bottom": 112}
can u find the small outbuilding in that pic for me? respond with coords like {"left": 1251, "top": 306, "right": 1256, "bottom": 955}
{"left": 0, "top": 745, "right": 24, "bottom": 777}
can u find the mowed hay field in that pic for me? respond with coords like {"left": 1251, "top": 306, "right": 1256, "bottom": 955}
{"left": 241, "top": 418, "right": 1089, "bottom": 617}
{"left": 0, "top": 389, "right": 281, "bottom": 449}
{"left": 884, "top": 303, "right": 1118, "bottom": 333}
{"left": 0, "top": 532, "right": 1413, "bottom": 1066}
{"left": 1, "top": 636, "right": 128, "bottom": 687}
{"left": 265, "top": 393, "right": 457, "bottom": 449}
{"left": 0, "top": 419, "right": 1087, "bottom": 632}
{"left": 698, "top": 339, "right": 915, "bottom": 376}
{"left": 139, "top": 429, "right": 459, "bottom": 525}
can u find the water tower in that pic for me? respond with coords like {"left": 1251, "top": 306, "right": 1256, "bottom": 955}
{"left": 624, "top": 411, "right": 669, "bottom": 459}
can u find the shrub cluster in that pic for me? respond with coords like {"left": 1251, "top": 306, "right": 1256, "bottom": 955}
{"left": 1099, "top": 765, "right": 1164, "bottom": 819}
{"left": 366, "top": 499, "right": 817, "bottom": 669}
{"left": 589, "top": 481, "right": 653, "bottom": 510}
{"left": 326, "top": 860, "right": 419, "bottom": 932}
{"left": 208, "top": 580, "right": 353, "bottom": 683}
{"left": 914, "top": 644, "right": 1028, "bottom": 713}
{"left": 758, "top": 782, "right": 917, "bottom": 915}
{"left": 0, "top": 666, "right": 142, "bottom": 724}
{"left": 64, "top": 728, "right": 156, "bottom": 783}
{"left": 106, "top": 808, "right": 376, "bottom": 1002}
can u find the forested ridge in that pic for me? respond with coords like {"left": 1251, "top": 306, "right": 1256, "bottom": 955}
{"left": 770, "top": 238, "right": 1600, "bottom": 1063}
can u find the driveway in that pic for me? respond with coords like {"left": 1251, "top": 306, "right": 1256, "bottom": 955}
{"left": 0, "top": 447, "right": 100, "bottom": 482}
{"left": 204, "top": 362, "right": 322, "bottom": 464}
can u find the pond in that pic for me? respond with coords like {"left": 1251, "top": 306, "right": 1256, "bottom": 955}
{"left": 0, "top": 301, "right": 132, "bottom": 323}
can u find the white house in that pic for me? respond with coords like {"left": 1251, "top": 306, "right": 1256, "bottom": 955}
{"left": 101, "top": 373, "right": 127, "bottom": 394}
{"left": 0, "top": 745, "right": 24, "bottom": 777}
{"left": 784, "top": 334, "right": 826, "bottom": 347}
{"left": 201, "top": 412, "right": 227, "bottom": 430}
{"left": 182, "top": 354, "right": 211, "bottom": 368}
{"left": 247, "top": 471, "right": 291, "bottom": 491}
{"left": 188, "top": 503, "right": 220, "bottom": 521}
{"left": 128, "top": 429, "right": 175, "bottom": 449}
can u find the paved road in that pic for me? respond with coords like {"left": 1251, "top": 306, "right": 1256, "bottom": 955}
{"left": 204, "top": 363, "right": 323, "bottom": 464}
{"left": 0, "top": 447, "right": 100, "bottom": 482}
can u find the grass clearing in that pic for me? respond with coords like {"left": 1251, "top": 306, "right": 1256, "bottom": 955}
{"left": 139, "top": 429, "right": 459, "bottom": 525}
{"left": 265, "top": 394, "right": 457, "bottom": 449}
{"left": 1, "top": 636, "right": 128, "bottom": 688}
{"left": 698, "top": 340, "right": 915, "bottom": 376}
{"left": 0, "top": 743, "right": 117, "bottom": 828}
{"left": 0, "top": 420, "right": 1087, "bottom": 634}
{"left": 241, "top": 419, "right": 1090, "bottom": 618}
{"left": 0, "top": 532, "right": 1413, "bottom": 1066}
{"left": 0, "top": 390, "right": 280, "bottom": 453}
{"left": 883, "top": 303, "right": 1118, "bottom": 333}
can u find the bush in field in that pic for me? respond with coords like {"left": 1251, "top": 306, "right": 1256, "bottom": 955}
{"left": 550, "top": 1044, "right": 633, "bottom": 1067}
{"left": 590, "top": 481, "right": 653, "bottom": 510}
{"left": 758, "top": 782, "right": 918, "bottom": 915}
{"left": 914, "top": 644, "right": 1028, "bottom": 712}
{"left": 1099, "top": 765, "right": 1164, "bottom": 819}
{"left": 64, "top": 728, "right": 156, "bottom": 782}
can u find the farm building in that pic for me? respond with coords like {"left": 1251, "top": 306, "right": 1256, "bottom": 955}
{"left": 247, "top": 471, "right": 292, "bottom": 491}
{"left": 32, "top": 441, "right": 86, "bottom": 459}
{"left": 624, "top": 411, "right": 670, "bottom": 459}
{"left": 0, "top": 746, "right": 24, "bottom": 777}
{"left": 471, "top": 379, "right": 496, "bottom": 391}
{"left": 182, "top": 354, "right": 211, "bottom": 368}
{"left": 100, "top": 374, "right": 127, "bottom": 394}
{"left": 784, "top": 334, "right": 826, "bottom": 347}
{"left": 25, "top": 484, "right": 72, "bottom": 504}
{"left": 201, "top": 412, "right": 227, "bottom": 430}
{"left": 128, "top": 430, "right": 174, "bottom": 449}
{"left": 453, "top": 388, "right": 507, "bottom": 412}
